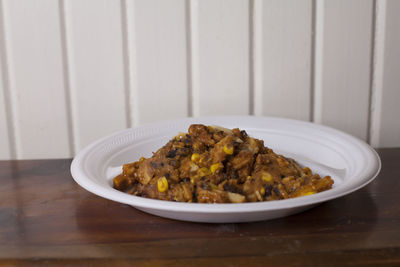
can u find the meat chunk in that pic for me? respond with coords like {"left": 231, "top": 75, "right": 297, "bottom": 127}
{"left": 113, "top": 124, "right": 334, "bottom": 203}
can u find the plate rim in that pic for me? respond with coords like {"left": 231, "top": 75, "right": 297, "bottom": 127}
{"left": 71, "top": 115, "right": 381, "bottom": 214}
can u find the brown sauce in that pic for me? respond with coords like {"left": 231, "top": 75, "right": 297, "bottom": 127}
{"left": 113, "top": 124, "right": 334, "bottom": 203}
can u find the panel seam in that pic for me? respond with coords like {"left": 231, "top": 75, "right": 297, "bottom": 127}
{"left": 252, "top": 0, "right": 263, "bottom": 116}
{"left": 59, "top": 0, "right": 76, "bottom": 157}
{"left": 0, "top": 0, "right": 16, "bottom": 159}
{"left": 185, "top": 0, "right": 193, "bottom": 117}
{"left": 248, "top": 0, "right": 254, "bottom": 115}
{"left": 312, "top": 0, "right": 324, "bottom": 124}
{"left": 366, "top": 0, "right": 377, "bottom": 145}
{"left": 369, "top": 0, "right": 386, "bottom": 147}
{"left": 309, "top": 0, "right": 317, "bottom": 122}
{"left": 188, "top": 0, "right": 199, "bottom": 117}
{"left": 121, "top": 0, "right": 133, "bottom": 128}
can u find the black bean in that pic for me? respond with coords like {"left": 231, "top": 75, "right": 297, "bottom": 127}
{"left": 183, "top": 136, "right": 192, "bottom": 144}
{"left": 265, "top": 185, "right": 273, "bottom": 197}
{"left": 177, "top": 147, "right": 190, "bottom": 156}
{"left": 240, "top": 130, "right": 248, "bottom": 138}
{"left": 273, "top": 187, "right": 281, "bottom": 196}
{"left": 160, "top": 162, "right": 164, "bottom": 167}
{"left": 223, "top": 183, "right": 238, "bottom": 193}
{"left": 200, "top": 183, "right": 210, "bottom": 190}
{"left": 166, "top": 149, "right": 177, "bottom": 158}
{"left": 181, "top": 177, "right": 190, "bottom": 183}
{"left": 164, "top": 173, "right": 170, "bottom": 179}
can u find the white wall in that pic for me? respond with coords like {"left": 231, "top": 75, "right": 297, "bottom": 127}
{"left": 0, "top": 0, "right": 399, "bottom": 160}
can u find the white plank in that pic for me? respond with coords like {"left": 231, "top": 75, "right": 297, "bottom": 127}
{"left": 64, "top": 0, "right": 127, "bottom": 151}
{"left": 254, "top": 0, "right": 312, "bottom": 121}
{"left": 191, "top": 0, "right": 249, "bottom": 116}
{"left": 2, "top": 0, "right": 71, "bottom": 159}
{"left": 370, "top": 0, "right": 400, "bottom": 147}
{"left": 313, "top": 0, "right": 374, "bottom": 140}
{"left": 126, "top": 0, "right": 188, "bottom": 125}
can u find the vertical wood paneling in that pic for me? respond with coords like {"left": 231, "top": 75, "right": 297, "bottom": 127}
{"left": 126, "top": 0, "right": 188, "bottom": 125}
{"left": 313, "top": 0, "right": 374, "bottom": 140}
{"left": 254, "top": 0, "right": 312, "bottom": 121}
{"left": 2, "top": 0, "right": 71, "bottom": 159}
{"left": 0, "top": 0, "right": 399, "bottom": 160}
{"left": 64, "top": 0, "right": 127, "bottom": 150}
{"left": 370, "top": 0, "right": 400, "bottom": 147}
{"left": 191, "top": 0, "right": 249, "bottom": 116}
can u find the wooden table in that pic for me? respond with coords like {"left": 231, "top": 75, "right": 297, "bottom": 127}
{"left": 1, "top": 148, "right": 399, "bottom": 266}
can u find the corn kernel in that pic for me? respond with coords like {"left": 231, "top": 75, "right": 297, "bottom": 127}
{"left": 139, "top": 157, "right": 145, "bottom": 162}
{"left": 262, "top": 172, "right": 273, "bottom": 182}
{"left": 260, "top": 187, "right": 265, "bottom": 195}
{"left": 191, "top": 153, "right": 200, "bottom": 162}
{"left": 199, "top": 167, "right": 211, "bottom": 176}
{"left": 255, "top": 190, "right": 263, "bottom": 201}
{"left": 302, "top": 191, "right": 316, "bottom": 196}
{"left": 157, "top": 176, "right": 169, "bottom": 192}
{"left": 210, "top": 163, "right": 223, "bottom": 173}
{"left": 223, "top": 144, "right": 234, "bottom": 155}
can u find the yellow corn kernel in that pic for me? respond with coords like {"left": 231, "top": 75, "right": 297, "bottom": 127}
{"left": 139, "top": 157, "right": 145, "bottom": 162}
{"left": 223, "top": 144, "right": 234, "bottom": 155}
{"left": 302, "top": 191, "right": 316, "bottom": 196}
{"left": 191, "top": 153, "right": 200, "bottom": 162}
{"left": 247, "top": 176, "right": 252, "bottom": 180}
{"left": 260, "top": 187, "right": 265, "bottom": 195}
{"left": 199, "top": 167, "right": 211, "bottom": 176}
{"left": 157, "top": 176, "right": 169, "bottom": 192}
{"left": 255, "top": 190, "right": 263, "bottom": 201}
{"left": 262, "top": 172, "right": 273, "bottom": 182}
{"left": 207, "top": 126, "right": 214, "bottom": 132}
{"left": 210, "top": 163, "right": 223, "bottom": 173}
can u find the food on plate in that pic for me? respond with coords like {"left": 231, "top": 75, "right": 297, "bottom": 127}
{"left": 113, "top": 124, "right": 334, "bottom": 203}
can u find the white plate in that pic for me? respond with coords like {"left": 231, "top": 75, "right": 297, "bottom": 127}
{"left": 71, "top": 116, "right": 381, "bottom": 223}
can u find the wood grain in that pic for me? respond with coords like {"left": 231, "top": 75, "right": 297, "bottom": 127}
{"left": 0, "top": 149, "right": 399, "bottom": 265}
